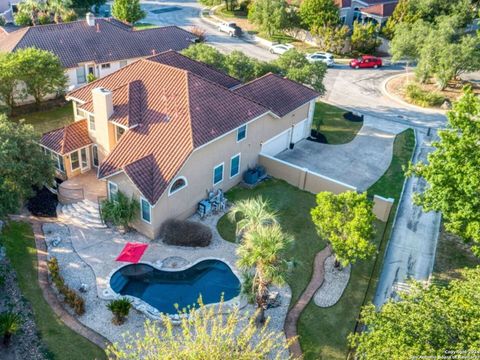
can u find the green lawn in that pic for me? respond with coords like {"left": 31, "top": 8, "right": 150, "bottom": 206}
{"left": 217, "top": 129, "right": 416, "bottom": 359}
{"left": 0, "top": 222, "right": 106, "bottom": 360}
{"left": 313, "top": 102, "right": 363, "bottom": 144}
{"left": 10, "top": 103, "right": 74, "bottom": 134}
{"left": 134, "top": 23, "right": 160, "bottom": 30}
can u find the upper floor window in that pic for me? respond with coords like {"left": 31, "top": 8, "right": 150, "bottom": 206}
{"left": 237, "top": 125, "right": 247, "bottom": 142}
{"left": 101, "top": 63, "right": 111, "bottom": 69}
{"left": 88, "top": 114, "right": 95, "bottom": 131}
{"left": 213, "top": 163, "right": 224, "bottom": 185}
{"left": 76, "top": 66, "right": 86, "bottom": 84}
{"left": 116, "top": 126, "right": 125, "bottom": 142}
{"left": 76, "top": 105, "right": 84, "bottom": 118}
{"left": 169, "top": 177, "right": 187, "bottom": 195}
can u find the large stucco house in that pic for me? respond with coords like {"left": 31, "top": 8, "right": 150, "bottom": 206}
{"left": 0, "top": 13, "right": 196, "bottom": 90}
{"left": 39, "top": 51, "right": 319, "bottom": 239}
{"left": 335, "top": 0, "right": 398, "bottom": 27}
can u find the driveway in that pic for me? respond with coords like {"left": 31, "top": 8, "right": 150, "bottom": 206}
{"left": 276, "top": 116, "right": 407, "bottom": 191}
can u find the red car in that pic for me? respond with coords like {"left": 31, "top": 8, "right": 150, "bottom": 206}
{"left": 350, "top": 55, "right": 382, "bottom": 69}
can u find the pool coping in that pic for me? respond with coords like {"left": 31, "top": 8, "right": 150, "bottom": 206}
{"left": 103, "top": 256, "right": 247, "bottom": 323}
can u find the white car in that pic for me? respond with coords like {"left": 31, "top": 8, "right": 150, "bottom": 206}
{"left": 218, "top": 22, "right": 241, "bottom": 37}
{"left": 269, "top": 44, "right": 295, "bottom": 55}
{"left": 306, "top": 52, "right": 335, "bottom": 67}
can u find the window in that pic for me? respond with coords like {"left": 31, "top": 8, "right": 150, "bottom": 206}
{"left": 70, "top": 151, "right": 80, "bottom": 170}
{"left": 116, "top": 126, "right": 125, "bottom": 141}
{"left": 76, "top": 67, "right": 86, "bottom": 84}
{"left": 101, "top": 63, "right": 111, "bottom": 69}
{"left": 92, "top": 145, "right": 99, "bottom": 167}
{"left": 169, "top": 177, "right": 187, "bottom": 195}
{"left": 213, "top": 163, "right": 224, "bottom": 185}
{"left": 140, "top": 197, "right": 151, "bottom": 223}
{"left": 119, "top": 60, "right": 128, "bottom": 68}
{"left": 237, "top": 125, "right": 247, "bottom": 142}
{"left": 44, "top": 148, "right": 65, "bottom": 172}
{"left": 88, "top": 114, "right": 95, "bottom": 131}
{"left": 80, "top": 148, "right": 88, "bottom": 169}
{"left": 230, "top": 154, "right": 240, "bottom": 178}
{"left": 108, "top": 181, "right": 118, "bottom": 201}
{"left": 76, "top": 105, "right": 84, "bottom": 117}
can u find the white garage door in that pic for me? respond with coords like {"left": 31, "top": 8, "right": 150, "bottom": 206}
{"left": 292, "top": 118, "right": 309, "bottom": 144}
{"left": 261, "top": 129, "right": 291, "bottom": 156}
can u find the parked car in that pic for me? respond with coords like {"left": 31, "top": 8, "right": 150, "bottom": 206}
{"left": 217, "top": 22, "right": 242, "bottom": 37}
{"left": 306, "top": 52, "right": 334, "bottom": 67}
{"left": 269, "top": 43, "right": 295, "bottom": 55}
{"left": 349, "top": 55, "right": 382, "bottom": 69}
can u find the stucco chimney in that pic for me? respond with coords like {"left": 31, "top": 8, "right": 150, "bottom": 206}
{"left": 86, "top": 12, "right": 95, "bottom": 26}
{"left": 92, "top": 87, "right": 114, "bottom": 153}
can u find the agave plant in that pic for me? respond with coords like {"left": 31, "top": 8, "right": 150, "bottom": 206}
{"left": 107, "top": 298, "right": 132, "bottom": 325}
{"left": 0, "top": 312, "right": 22, "bottom": 346}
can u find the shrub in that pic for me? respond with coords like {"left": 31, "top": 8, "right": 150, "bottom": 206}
{"left": 107, "top": 298, "right": 132, "bottom": 325}
{"left": 27, "top": 186, "right": 58, "bottom": 217}
{"left": 86, "top": 73, "right": 97, "bottom": 83}
{"left": 0, "top": 312, "right": 21, "bottom": 347}
{"left": 62, "top": 9, "right": 77, "bottom": 22}
{"left": 101, "top": 191, "right": 138, "bottom": 229}
{"left": 188, "top": 26, "right": 206, "bottom": 42}
{"left": 47, "top": 257, "right": 85, "bottom": 315}
{"left": 160, "top": 219, "right": 212, "bottom": 247}
{"left": 405, "top": 83, "right": 445, "bottom": 107}
{"left": 14, "top": 12, "right": 32, "bottom": 26}
{"left": 38, "top": 12, "right": 52, "bottom": 25}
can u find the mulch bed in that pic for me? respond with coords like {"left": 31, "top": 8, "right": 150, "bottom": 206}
{"left": 27, "top": 187, "right": 58, "bottom": 218}
{"left": 343, "top": 112, "right": 363, "bottom": 122}
{"left": 308, "top": 130, "right": 328, "bottom": 144}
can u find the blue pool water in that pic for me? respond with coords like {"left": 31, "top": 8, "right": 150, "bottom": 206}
{"left": 110, "top": 260, "right": 241, "bottom": 314}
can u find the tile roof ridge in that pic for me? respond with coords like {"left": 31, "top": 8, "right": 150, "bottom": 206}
{"left": 184, "top": 71, "right": 195, "bottom": 151}
{"left": 233, "top": 72, "right": 275, "bottom": 89}
{"left": 143, "top": 56, "right": 189, "bottom": 75}
{"left": 25, "top": 19, "right": 86, "bottom": 30}
{"left": 11, "top": 27, "right": 30, "bottom": 51}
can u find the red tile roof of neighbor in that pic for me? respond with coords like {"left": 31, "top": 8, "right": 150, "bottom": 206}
{"left": 40, "top": 119, "right": 92, "bottom": 155}
{"left": 0, "top": 18, "right": 197, "bottom": 68}
{"left": 65, "top": 51, "right": 319, "bottom": 204}
{"left": 361, "top": 1, "right": 398, "bottom": 17}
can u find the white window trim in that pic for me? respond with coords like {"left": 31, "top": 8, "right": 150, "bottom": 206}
{"left": 107, "top": 181, "right": 118, "bottom": 201}
{"left": 236, "top": 124, "right": 247, "bottom": 143}
{"left": 230, "top": 153, "right": 241, "bottom": 179}
{"left": 140, "top": 197, "right": 152, "bottom": 224}
{"left": 88, "top": 114, "right": 95, "bottom": 131}
{"left": 101, "top": 63, "right": 111, "bottom": 69}
{"left": 70, "top": 150, "right": 80, "bottom": 171}
{"left": 115, "top": 125, "right": 126, "bottom": 142}
{"left": 168, "top": 176, "right": 188, "bottom": 196}
{"left": 213, "top": 162, "right": 224, "bottom": 186}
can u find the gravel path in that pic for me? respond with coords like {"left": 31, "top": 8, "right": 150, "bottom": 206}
{"left": 313, "top": 256, "right": 351, "bottom": 308}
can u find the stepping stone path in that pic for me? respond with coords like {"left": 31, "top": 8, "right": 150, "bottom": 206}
{"left": 57, "top": 199, "right": 107, "bottom": 229}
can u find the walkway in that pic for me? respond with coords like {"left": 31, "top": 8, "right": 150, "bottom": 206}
{"left": 284, "top": 246, "right": 332, "bottom": 358}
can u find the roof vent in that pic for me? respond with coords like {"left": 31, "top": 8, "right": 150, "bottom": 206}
{"left": 86, "top": 12, "right": 95, "bottom": 27}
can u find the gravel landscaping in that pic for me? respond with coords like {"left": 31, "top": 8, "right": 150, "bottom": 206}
{"left": 313, "top": 256, "right": 351, "bottom": 308}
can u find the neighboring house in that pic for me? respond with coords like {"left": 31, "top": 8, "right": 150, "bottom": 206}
{"left": 40, "top": 51, "right": 319, "bottom": 239}
{"left": 0, "top": 13, "right": 197, "bottom": 90}
{"left": 335, "top": 0, "right": 398, "bottom": 27}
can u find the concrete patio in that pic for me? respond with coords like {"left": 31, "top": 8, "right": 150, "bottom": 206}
{"left": 58, "top": 170, "right": 107, "bottom": 203}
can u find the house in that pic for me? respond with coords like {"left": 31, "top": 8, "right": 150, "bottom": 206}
{"left": 40, "top": 51, "right": 319, "bottom": 239}
{"left": 0, "top": 13, "right": 197, "bottom": 90}
{"left": 335, "top": 0, "right": 398, "bottom": 27}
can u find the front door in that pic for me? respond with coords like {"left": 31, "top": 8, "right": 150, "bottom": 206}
{"left": 80, "top": 148, "right": 90, "bottom": 172}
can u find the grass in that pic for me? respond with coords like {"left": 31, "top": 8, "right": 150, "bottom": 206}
{"left": 217, "top": 129, "right": 416, "bottom": 359}
{"left": 0, "top": 221, "right": 106, "bottom": 360}
{"left": 134, "top": 22, "right": 160, "bottom": 30}
{"left": 10, "top": 103, "right": 74, "bottom": 134}
{"left": 432, "top": 225, "right": 479, "bottom": 284}
{"left": 313, "top": 101, "right": 363, "bottom": 144}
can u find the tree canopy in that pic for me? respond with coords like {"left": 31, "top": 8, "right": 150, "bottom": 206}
{"left": 310, "top": 191, "right": 376, "bottom": 267}
{"left": 111, "top": 0, "right": 145, "bottom": 24}
{"left": 0, "top": 53, "right": 21, "bottom": 112}
{"left": 248, "top": 0, "right": 288, "bottom": 38}
{"left": 350, "top": 22, "right": 381, "bottom": 55}
{"left": 350, "top": 267, "right": 480, "bottom": 359}
{"left": 299, "top": 0, "right": 340, "bottom": 35}
{"left": 0, "top": 115, "right": 54, "bottom": 217}
{"left": 14, "top": 0, "right": 77, "bottom": 26}
{"left": 408, "top": 87, "right": 480, "bottom": 255}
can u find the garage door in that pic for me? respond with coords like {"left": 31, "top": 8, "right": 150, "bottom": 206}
{"left": 292, "top": 118, "right": 309, "bottom": 144}
{"left": 261, "top": 129, "right": 291, "bottom": 156}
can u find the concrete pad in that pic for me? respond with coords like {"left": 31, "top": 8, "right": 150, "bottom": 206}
{"left": 275, "top": 125, "right": 398, "bottom": 191}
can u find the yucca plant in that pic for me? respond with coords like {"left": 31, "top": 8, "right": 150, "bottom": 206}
{"left": 101, "top": 192, "right": 138, "bottom": 231}
{"left": 107, "top": 298, "right": 132, "bottom": 325}
{"left": 0, "top": 312, "right": 21, "bottom": 346}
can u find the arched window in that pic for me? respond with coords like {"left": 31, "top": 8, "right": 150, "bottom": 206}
{"left": 169, "top": 177, "right": 187, "bottom": 195}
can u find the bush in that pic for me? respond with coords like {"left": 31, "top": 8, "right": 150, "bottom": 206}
{"left": 62, "top": 9, "right": 77, "bottom": 22}
{"left": 188, "top": 26, "right": 206, "bottom": 42}
{"left": 27, "top": 186, "right": 58, "bottom": 217}
{"left": 107, "top": 298, "right": 132, "bottom": 325}
{"left": 0, "top": 312, "right": 21, "bottom": 347}
{"left": 405, "top": 83, "right": 445, "bottom": 107}
{"left": 14, "top": 12, "right": 32, "bottom": 26}
{"left": 38, "top": 12, "right": 52, "bottom": 25}
{"left": 47, "top": 257, "right": 85, "bottom": 315}
{"left": 160, "top": 219, "right": 212, "bottom": 247}
{"left": 101, "top": 191, "right": 138, "bottom": 229}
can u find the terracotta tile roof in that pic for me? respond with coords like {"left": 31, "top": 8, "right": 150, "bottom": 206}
{"left": 334, "top": 0, "right": 351, "bottom": 8}
{"left": 233, "top": 73, "right": 319, "bottom": 117}
{"left": 361, "top": 1, "right": 398, "bottom": 17}
{"left": 40, "top": 119, "right": 92, "bottom": 155}
{"left": 0, "top": 18, "right": 196, "bottom": 68}
{"left": 67, "top": 59, "right": 268, "bottom": 204}
{"left": 149, "top": 51, "right": 241, "bottom": 88}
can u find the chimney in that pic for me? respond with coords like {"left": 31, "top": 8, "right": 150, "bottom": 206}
{"left": 86, "top": 12, "right": 95, "bottom": 26}
{"left": 92, "top": 88, "right": 113, "bottom": 118}
{"left": 92, "top": 88, "right": 114, "bottom": 152}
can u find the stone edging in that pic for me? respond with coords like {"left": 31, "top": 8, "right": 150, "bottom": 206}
{"left": 380, "top": 73, "right": 447, "bottom": 115}
{"left": 284, "top": 245, "right": 332, "bottom": 358}
{"left": 9, "top": 215, "right": 111, "bottom": 351}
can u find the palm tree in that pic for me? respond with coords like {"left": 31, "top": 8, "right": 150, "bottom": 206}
{"left": 0, "top": 312, "right": 21, "bottom": 346}
{"left": 107, "top": 298, "right": 132, "bottom": 325}
{"left": 236, "top": 223, "right": 293, "bottom": 325}
{"left": 228, "top": 196, "right": 278, "bottom": 241}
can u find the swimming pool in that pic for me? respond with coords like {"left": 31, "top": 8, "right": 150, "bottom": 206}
{"left": 109, "top": 259, "right": 241, "bottom": 314}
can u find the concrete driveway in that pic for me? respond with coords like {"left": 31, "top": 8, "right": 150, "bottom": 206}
{"left": 276, "top": 116, "right": 407, "bottom": 191}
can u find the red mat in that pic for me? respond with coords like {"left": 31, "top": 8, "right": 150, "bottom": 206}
{"left": 115, "top": 242, "right": 148, "bottom": 263}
